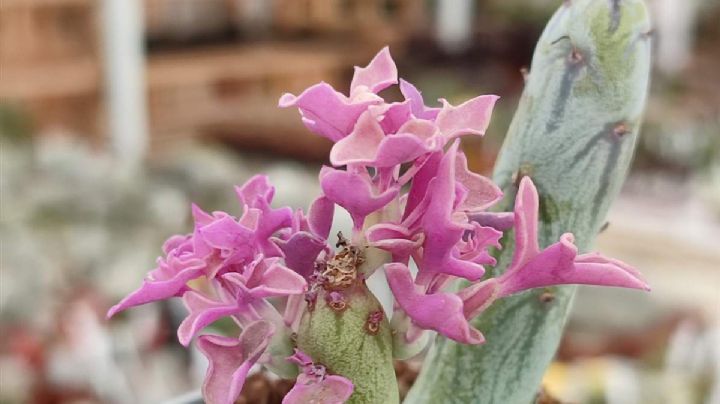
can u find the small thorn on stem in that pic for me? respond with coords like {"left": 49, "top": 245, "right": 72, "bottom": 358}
{"left": 599, "top": 221, "right": 610, "bottom": 233}
{"left": 539, "top": 290, "right": 555, "bottom": 304}
{"left": 569, "top": 47, "right": 583, "bottom": 64}
{"left": 520, "top": 67, "right": 530, "bottom": 82}
{"left": 612, "top": 123, "right": 629, "bottom": 138}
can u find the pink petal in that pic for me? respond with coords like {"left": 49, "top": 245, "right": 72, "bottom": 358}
{"left": 468, "top": 211, "right": 515, "bottom": 231}
{"left": 508, "top": 176, "right": 541, "bottom": 272}
{"left": 350, "top": 47, "right": 398, "bottom": 95}
{"left": 329, "top": 111, "right": 385, "bottom": 166}
{"left": 457, "top": 279, "right": 499, "bottom": 320}
{"left": 283, "top": 374, "right": 354, "bottom": 404}
{"left": 385, "top": 263, "right": 484, "bottom": 344}
{"left": 330, "top": 111, "right": 433, "bottom": 168}
{"left": 499, "top": 234, "right": 650, "bottom": 296}
{"left": 198, "top": 321, "right": 274, "bottom": 404}
{"left": 319, "top": 167, "right": 398, "bottom": 227}
{"left": 248, "top": 261, "right": 308, "bottom": 299}
{"left": 435, "top": 95, "right": 499, "bottom": 139}
{"left": 279, "top": 83, "right": 374, "bottom": 142}
{"left": 455, "top": 150, "right": 502, "bottom": 212}
{"left": 402, "top": 151, "right": 442, "bottom": 222}
{"left": 366, "top": 223, "right": 424, "bottom": 256}
{"left": 307, "top": 196, "right": 335, "bottom": 239}
{"left": 399, "top": 79, "right": 440, "bottom": 120}
{"left": 374, "top": 101, "right": 413, "bottom": 134}
{"left": 106, "top": 257, "right": 204, "bottom": 318}
{"left": 236, "top": 175, "right": 274, "bottom": 207}
{"left": 274, "top": 231, "right": 327, "bottom": 279}
{"left": 178, "top": 291, "right": 238, "bottom": 346}
{"left": 417, "top": 143, "right": 485, "bottom": 281}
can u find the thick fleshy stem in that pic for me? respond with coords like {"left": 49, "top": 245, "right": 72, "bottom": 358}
{"left": 406, "top": 0, "right": 652, "bottom": 403}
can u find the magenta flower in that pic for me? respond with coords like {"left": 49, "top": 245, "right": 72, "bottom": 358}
{"left": 283, "top": 349, "right": 354, "bottom": 404}
{"left": 197, "top": 320, "right": 274, "bottom": 404}
{"left": 109, "top": 47, "right": 649, "bottom": 404}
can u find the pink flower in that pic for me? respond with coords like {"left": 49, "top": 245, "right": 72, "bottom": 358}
{"left": 386, "top": 176, "right": 650, "bottom": 345}
{"left": 283, "top": 349, "right": 354, "bottom": 404}
{"left": 198, "top": 321, "right": 274, "bottom": 404}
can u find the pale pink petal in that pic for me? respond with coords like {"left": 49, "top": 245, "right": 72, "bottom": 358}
{"left": 366, "top": 223, "right": 424, "bottom": 256}
{"left": 178, "top": 291, "right": 238, "bottom": 346}
{"left": 330, "top": 111, "right": 433, "bottom": 167}
{"left": 385, "top": 263, "right": 485, "bottom": 344}
{"left": 198, "top": 321, "right": 274, "bottom": 404}
{"left": 455, "top": 150, "right": 502, "bottom": 212}
{"left": 435, "top": 95, "right": 499, "bottom": 139}
{"left": 283, "top": 374, "right": 354, "bottom": 404}
{"left": 279, "top": 83, "right": 375, "bottom": 142}
{"left": 374, "top": 100, "right": 413, "bottom": 134}
{"left": 106, "top": 258, "right": 204, "bottom": 318}
{"left": 399, "top": 79, "right": 440, "bottom": 120}
{"left": 247, "top": 261, "right": 308, "bottom": 298}
{"left": 330, "top": 111, "right": 385, "bottom": 166}
{"left": 319, "top": 167, "right": 398, "bottom": 227}
{"left": 307, "top": 196, "right": 335, "bottom": 239}
{"left": 457, "top": 279, "right": 500, "bottom": 320}
{"left": 350, "top": 47, "right": 398, "bottom": 95}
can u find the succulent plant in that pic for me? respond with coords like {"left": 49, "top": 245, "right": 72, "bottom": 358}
{"left": 107, "top": 1, "right": 652, "bottom": 403}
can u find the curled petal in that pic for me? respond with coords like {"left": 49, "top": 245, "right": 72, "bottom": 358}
{"left": 106, "top": 257, "right": 204, "bottom": 318}
{"left": 198, "top": 321, "right": 274, "bottom": 404}
{"left": 178, "top": 292, "right": 238, "bottom": 346}
{"left": 457, "top": 279, "right": 499, "bottom": 320}
{"left": 468, "top": 211, "right": 515, "bottom": 231}
{"left": 509, "top": 176, "right": 541, "bottom": 270}
{"left": 199, "top": 216, "right": 254, "bottom": 254}
{"left": 385, "top": 263, "right": 484, "bottom": 344}
{"left": 225, "top": 261, "right": 307, "bottom": 300}
{"left": 374, "top": 100, "right": 413, "bottom": 134}
{"left": 399, "top": 79, "right": 440, "bottom": 120}
{"left": 274, "top": 231, "right": 327, "bottom": 279}
{"left": 236, "top": 175, "right": 274, "bottom": 207}
{"left": 308, "top": 196, "right": 335, "bottom": 239}
{"left": 499, "top": 234, "right": 650, "bottom": 296}
{"left": 455, "top": 150, "right": 502, "bottom": 212}
{"left": 279, "top": 83, "right": 374, "bottom": 142}
{"left": 330, "top": 111, "right": 385, "bottom": 166}
{"left": 319, "top": 167, "right": 398, "bottom": 227}
{"left": 418, "top": 143, "right": 485, "bottom": 281}
{"left": 283, "top": 374, "right": 354, "bottom": 404}
{"left": 331, "top": 111, "right": 433, "bottom": 168}
{"left": 436, "top": 95, "right": 499, "bottom": 139}
{"left": 366, "top": 223, "right": 424, "bottom": 256}
{"left": 350, "top": 46, "right": 397, "bottom": 95}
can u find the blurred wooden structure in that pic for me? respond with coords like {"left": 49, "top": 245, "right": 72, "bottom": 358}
{"left": 0, "top": 0, "right": 427, "bottom": 158}
{"left": 0, "top": 0, "right": 103, "bottom": 138}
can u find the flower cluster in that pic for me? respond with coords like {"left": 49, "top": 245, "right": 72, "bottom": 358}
{"left": 108, "top": 47, "right": 649, "bottom": 404}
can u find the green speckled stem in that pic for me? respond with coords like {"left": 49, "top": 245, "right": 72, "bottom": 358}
{"left": 406, "top": 1, "right": 651, "bottom": 403}
{"left": 297, "top": 284, "right": 399, "bottom": 404}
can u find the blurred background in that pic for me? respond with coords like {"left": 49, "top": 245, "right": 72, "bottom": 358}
{"left": 1, "top": 0, "right": 718, "bottom": 403}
